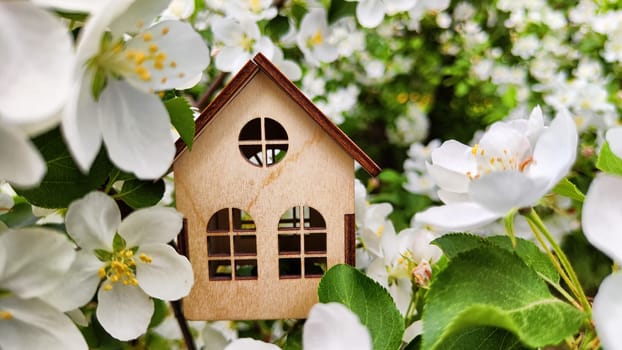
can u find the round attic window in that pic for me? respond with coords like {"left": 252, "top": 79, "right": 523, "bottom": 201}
{"left": 238, "top": 117, "right": 288, "bottom": 167}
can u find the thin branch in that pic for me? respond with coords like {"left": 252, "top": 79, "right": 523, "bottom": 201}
{"left": 171, "top": 299, "right": 197, "bottom": 350}
{"left": 196, "top": 72, "right": 228, "bottom": 111}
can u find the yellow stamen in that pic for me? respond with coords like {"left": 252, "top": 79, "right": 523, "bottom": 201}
{"left": 139, "top": 253, "right": 153, "bottom": 264}
{"left": 154, "top": 61, "right": 165, "bottom": 70}
{"left": 135, "top": 65, "right": 151, "bottom": 81}
{"left": 161, "top": 26, "right": 170, "bottom": 35}
{"left": 310, "top": 30, "right": 323, "bottom": 46}
{"left": 103, "top": 284, "right": 113, "bottom": 291}
{"left": 169, "top": 61, "right": 177, "bottom": 68}
{"left": 134, "top": 51, "right": 146, "bottom": 65}
{"left": 148, "top": 44, "right": 159, "bottom": 53}
{"left": 0, "top": 311, "right": 13, "bottom": 320}
{"left": 98, "top": 267, "right": 107, "bottom": 279}
{"left": 143, "top": 32, "right": 153, "bottom": 42}
{"left": 471, "top": 144, "right": 479, "bottom": 156}
{"left": 161, "top": 77, "right": 168, "bottom": 84}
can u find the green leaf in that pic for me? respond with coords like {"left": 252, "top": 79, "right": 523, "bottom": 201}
{"left": 487, "top": 236, "right": 559, "bottom": 283}
{"left": 0, "top": 201, "right": 38, "bottom": 228}
{"left": 596, "top": 142, "right": 622, "bottom": 176}
{"left": 433, "top": 327, "right": 529, "bottom": 350}
{"left": 328, "top": 0, "right": 356, "bottom": 23}
{"left": 318, "top": 264, "right": 404, "bottom": 350}
{"left": 265, "top": 15, "right": 290, "bottom": 39}
{"left": 116, "top": 179, "right": 165, "bottom": 209}
{"left": 552, "top": 178, "right": 585, "bottom": 202}
{"left": 165, "top": 97, "right": 195, "bottom": 151}
{"left": 433, "top": 234, "right": 558, "bottom": 283}
{"left": 112, "top": 233, "right": 126, "bottom": 251}
{"left": 422, "top": 247, "right": 586, "bottom": 350}
{"left": 432, "top": 233, "right": 491, "bottom": 259}
{"left": 15, "top": 128, "right": 112, "bottom": 209}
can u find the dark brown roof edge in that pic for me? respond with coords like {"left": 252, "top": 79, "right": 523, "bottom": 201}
{"left": 174, "top": 60, "right": 260, "bottom": 159}
{"left": 252, "top": 53, "right": 381, "bottom": 176}
{"left": 174, "top": 53, "right": 381, "bottom": 177}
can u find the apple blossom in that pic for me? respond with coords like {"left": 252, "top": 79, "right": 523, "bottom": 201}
{"left": 45, "top": 191, "right": 193, "bottom": 340}
{"left": 347, "top": 0, "right": 417, "bottom": 28}
{"left": 0, "top": 229, "right": 86, "bottom": 350}
{"left": 62, "top": 0, "right": 210, "bottom": 179}
{"left": 0, "top": 2, "right": 74, "bottom": 187}
{"left": 415, "top": 106, "right": 577, "bottom": 231}
{"left": 296, "top": 8, "right": 338, "bottom": 66}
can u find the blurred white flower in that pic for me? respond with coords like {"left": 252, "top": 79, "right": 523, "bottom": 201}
{"left": 223, "top": 0, "right": 277, "bottom": 21}
{"left": 161, "top": 0, "right": 195, "bottom": 20}
{"left": 0, "top": 228, "right": 86, "bottom": 350}
{"left": 45, "top": 191, "right": 193, "bottom": 340}
{"left": 212, "top": 16, "right": 275, "bottom": 73}
{"left": 0, "top": 2, "right": 75, "bottom": 187}
{"left": 62, "top": 0, "right": 210, "bottom": 180}
{"left": 349, "top": 0, "right": 416, "bottom": 28}
{"left": 415, "top": 107, "right": 577, "bottom": 231}
{"left": 296, "top": 8, "right": 338, "bottom": 66}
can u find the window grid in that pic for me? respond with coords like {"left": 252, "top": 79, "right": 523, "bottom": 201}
{"left": 278, "top": 206, "right": 327, "bottom": 279}
{"left": 238, "top": 117, "right": 288, "bottom": 167}
{"left": 207, "top": 208, "right": 258, "bottom": 281}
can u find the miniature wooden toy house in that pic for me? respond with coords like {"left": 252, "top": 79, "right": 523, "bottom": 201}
{"left": 174, "top": 53, "right": 380, "bottom": 320}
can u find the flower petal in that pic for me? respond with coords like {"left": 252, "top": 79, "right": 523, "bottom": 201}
{"left": 123, "top": 20, "right": 210, "bottom": 91}
{"left": 356, "top": 0, "right": 386, "bottom": 28}
{"left": 33, "top": 0, "right": 106, "bottom": 13}
{"left": 109, "top": 0, "right": 171, "bottom": 37}
{"left": 582, "top": 173, "right": 622, "bottom": 264}
{"left": 43, "top": 251, "right": 103, "bottom": 312}
{"left": 0, "top": 228, "right": 75, "bottom": 299}
{"left": 427, "top": 162, "right": 469, "bottom": 193}
{"left": 303, "top": 302, "right": 372, "bottom": 350}
{"left": 98, "top": 79, "right": 175, "bottom": 179}
{"left": 0, "top": 123, "right": 46, "bottom": 188}
{"left": 119, "top": 206, "right": 183, "bottom": 247}
{"left": 136, "top": 244, "right": 193, "bottom": 300}
{"left": 606, "top": 126, "right": 622, "bottom": 159}
{"left": 592, "top": 272, "right": 622, "bottom": 350}
{"left": 529, "top": 108, "right": 577, "bottom": 190}
{"left": 224, "top": 338, "right": 280, "bottom": 350}
{"left": 96, "top": 283, "right": 154, "bottom": 341}
{"left": 431, "top": 140, "right": 477, "bottom": 176}
{"left": 0, "top": 2, "right": 74, "bottom": 125}
{"left": 66, "top": 191, "right": 121, "bottom": 252}
{"left": 215, "top": 46, "right": 250, "bottom": 73}
{"left": 61, "top": 70, "right": 103, "bottom": 173}
{"left": 414, "top": 202, "right": 500, "bottom": 231}
{"left": 0, "top": 296, "right": 87, "bottom": 350}
{"left": 469, "top": 171, "right": 549, "bottom": 215}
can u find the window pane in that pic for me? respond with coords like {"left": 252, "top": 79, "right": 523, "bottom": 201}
{"left": 304, "top": 257, "right": 326, "bottom": 277}
{"left": 265, "top": 118, "right": 288, "bottom": 140}
{"left": 304, "top": 233, "right": 326, "bottom": 253}
{"left": 279, "top": 258, "right": 301, "bottom": 278}
{"left": 232, "top": 209, "right": 256, "bottom": 231}
{"left": 304, "top": 207, "right": 325, "bottom": 229}
{"left": 207, "top": 208, "right": 229, "bottom": 232}
{"left": 233, "top": 235, "right": 257, "bottom": 256}
{"left": 265, "top": 144, "right": 288, "bottom": 166}
{"left": 209, "top": 260, "right": 232, "bottom": 280}
{"left": 278, "top": 234, "right": 300, "bottom": 254}
{"left": 235, "top": 259, "right": 258, "bottom": 279}
{"left": 239, "top": 118, "right": 261, "bottom": 140}
{"left": 240, "top": 145, "right": 263, "bottom": 166}
{"left": 207, "top": 236, "right": 230, "bottom": 256}
{"left": 278, "top": 207, "right": 300, "bottom": 229}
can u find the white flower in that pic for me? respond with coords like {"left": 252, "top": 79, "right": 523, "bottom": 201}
{"left": 271, "top": 46, "right": 302, "bottom": 81}
{"left": 62, "top": 0, "right": 210, "bottom": 179}
{"left": 606, "top": 127, "right": 622, "bottom": 159}
{"left": 582, "top": 173, "right": 622, "bottom": 349}
{"left": 225, "top": 338, "right": 280, "bottom": 350}
{"left": 46, "top": 191, "right": 193, "bottom": 341}
{"left": 303, "top": 303, "right": 372, "bottom": 350}
{"left": 350, "top": 0, "right": 416, "bottom": 28}
{"left": 415, "top": 107, "right": 578, "bottom": 231}
{"left": 223, "top": 0, "right": 277, "bottom": 21}
{"left": 212, "top": 16, "right": 275, "bottom": 73}
{"left": 161, "top": 0, "right": 195, "bottom": 20}
{"left": 0, "top": 2, "right": 74, "bottom": 187}
{"left": 0, "top": 228, "right": 86, "bottom": 350}
{"left": 296, "top": 8, "right": 338, "bottom": 66}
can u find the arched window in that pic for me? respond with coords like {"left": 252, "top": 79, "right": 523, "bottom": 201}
{"left": 206, "top": 208, "right": 257, "bottom": 280}
{"left": 238, "top": 117, "right": 288, "bottom": 167}
{"left": 277, "top": 206, "right": 327, "bottom": 279}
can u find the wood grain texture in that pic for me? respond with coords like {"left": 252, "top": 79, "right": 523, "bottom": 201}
{"left": 175, "top": 71, "right": 354, "bottom": 320}
{"left": 344, "top": 213, "right": 356, "bottom": 266}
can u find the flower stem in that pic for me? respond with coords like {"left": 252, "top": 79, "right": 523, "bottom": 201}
{"left": 171, "top": 300, "right": 196, "bottom": 350}
{"left": 522, "top": 208, "right": 591, "bottom": 314}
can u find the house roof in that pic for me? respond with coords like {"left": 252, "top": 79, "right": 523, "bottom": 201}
{"left": 174, "top": 53, "right": 381, "bottom": 177}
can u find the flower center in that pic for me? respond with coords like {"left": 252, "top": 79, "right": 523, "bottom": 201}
{"left": 466, "top": 143, "right": 533, "bottom": 180}
{"left": 249, "top": 0, "right": 263, "bottom": 13}
{"left": 309, "top": 30, "right": 324, "bottom": 47}
{"left": 99, "top": 249, "right": 153, "bottom": 291}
